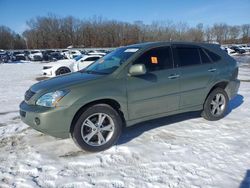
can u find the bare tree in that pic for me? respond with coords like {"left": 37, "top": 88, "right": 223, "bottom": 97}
{"left": 204, "top": 27, "right": 213, "bottom": 42}
{"left": 228, "top": 26, "right": 240, "bottom": 44}
{"left": 211, "top": 23, "right": 229, "bottom": 43}
{"left": 241, "top": 24, "right": 250, "bottom": 43}
{"left": 1, "top": 14, "right": 250, "bottom": 49}
{"left": 0, "top": 26, "right": 25, "bottom": 49}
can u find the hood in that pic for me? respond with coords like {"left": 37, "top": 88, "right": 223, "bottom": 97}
{"left": 46, "top": 59, "right": 75, "bottom": 66}
{"left": 31, "top": 72, "right": 104, "bottom": 93}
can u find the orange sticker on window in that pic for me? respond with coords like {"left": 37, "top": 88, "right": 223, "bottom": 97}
{"left": 151, "top": 56, "right": 158, "bottom": 64}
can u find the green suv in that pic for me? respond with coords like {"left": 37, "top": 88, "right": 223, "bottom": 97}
{"left": 20, "top": 42, "right": 240, "bottom": 152}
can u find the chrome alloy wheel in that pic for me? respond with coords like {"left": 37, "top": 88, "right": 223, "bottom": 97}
{"left": 210, "top": 93, "right": 226, "bottom": 116}
{"left": 81, "top": 113, "right": 115, "bottom": 146}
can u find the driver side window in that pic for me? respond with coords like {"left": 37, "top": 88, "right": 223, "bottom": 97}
{"left": 133, "top": 46, "right": 173, "bottom": 72}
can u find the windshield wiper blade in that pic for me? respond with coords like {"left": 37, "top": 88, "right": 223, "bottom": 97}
{"left": 80, "top": 70, "right": 108, "bottom": 75}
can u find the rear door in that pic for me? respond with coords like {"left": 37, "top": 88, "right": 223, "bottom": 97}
{"left": 126, "top": 46, "right": 180, "bottom": 120}
{"left": 172, "top": 44, "right": 218, "bottom": 108}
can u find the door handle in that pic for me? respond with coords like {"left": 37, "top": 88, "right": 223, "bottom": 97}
{"left": 208, "top": 68, "right": 217, "bottom": 72}
{"left": 168, "top": 74, "right": 180, "bottom": 79}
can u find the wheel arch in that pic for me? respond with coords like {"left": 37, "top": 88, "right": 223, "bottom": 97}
{"left": 55, "top": 66, "right": 71, "bottom": 75}
{"left": 204, "top": 81, "right": 229, "bottom": 105}
{"left": 70, "top": 98, "right": 125, "bottom": 135}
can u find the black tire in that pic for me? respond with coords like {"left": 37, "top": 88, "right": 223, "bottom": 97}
{"left": 71, "top": 104, "right": 122, "bottom": 152}
{"left": 202, "top": 87, "right": 229, "bottom": 121}
{"left": 55, "top": 67, "right": 71, "bottom": 76}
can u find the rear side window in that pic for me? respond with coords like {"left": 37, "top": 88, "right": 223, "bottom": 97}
{"left": 199, "top": 48, "right": 211, "bottom": 64}
{"left": 204, "top": 49, "right": 221, "bottom": 62}
{"left": 85, "top": 57, "right": 100, "bottom": 61}
{"left": 133, "top": 46, "right": 173, "bottom": 72}
{"left": 175, "top": 47, "right": 201, "bottom": 67}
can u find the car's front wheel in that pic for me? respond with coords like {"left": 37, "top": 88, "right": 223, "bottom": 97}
{"left": 55, "top": 67, "right": 71, "bottom": 76}
{"left": 202, "top": 87, "right": 229, "bottom": 121}
{"left": 71, "top": 104, "right": 122, "bottom": 152}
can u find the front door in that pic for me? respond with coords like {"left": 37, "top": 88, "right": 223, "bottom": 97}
{"left": 126, "top": 46, "right": 180, "bottom": 120}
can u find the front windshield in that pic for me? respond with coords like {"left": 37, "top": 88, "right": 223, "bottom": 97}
{"left": 74, "top": 55, "right": 83, "bottom": 61}
{"left": 84, "top": 47, "right": 140, "bottom": 74}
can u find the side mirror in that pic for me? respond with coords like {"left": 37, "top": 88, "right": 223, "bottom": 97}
{"left": 128, "top": 64, "right": 146, "bottom": 76}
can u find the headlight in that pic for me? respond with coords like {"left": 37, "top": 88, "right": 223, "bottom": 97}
{"left": 36, "top": 90, "right": 69, "bottom": 107}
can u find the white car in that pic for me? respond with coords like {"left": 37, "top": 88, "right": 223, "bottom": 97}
{"left": 63, "top": 50, "right": 82, "bottom": 59}
{"left": 225, "top": 47, "right": 236, "bottom": 55}
{"left": 87, "top": 50, "right": 107, "bottom": 56}
{"left": 28, "top": 50, "right": 43, "bottom": 61}
{"left": 42, "top": 55, "right": 102, "bottom": 77}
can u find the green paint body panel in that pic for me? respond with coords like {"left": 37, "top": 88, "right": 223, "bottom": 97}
{"left": 19, "top": 42, "right": 240, "bottom": 138}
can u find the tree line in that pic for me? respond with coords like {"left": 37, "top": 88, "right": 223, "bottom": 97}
{"left": 0, "top": 15, "right": 250, "bottom": 49}
{"left": 0, "top": 26, "right": 26, "bottom": 49}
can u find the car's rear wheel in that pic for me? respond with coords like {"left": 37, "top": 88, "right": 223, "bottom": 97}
{"left": 56, "top": 67, "right": 71, "bottom": 76}
{"left": 71, "top": 104, "right": 122, "bottom": 152}
{"left": 202, "top": 88, "right": 229, "bottom": 121}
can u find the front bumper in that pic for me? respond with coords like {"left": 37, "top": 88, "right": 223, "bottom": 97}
{"left": 19, "top": 101, "right": 73, "bottom": 138}
{"left": 42, "top": 69, "right": 54, "bottom": 77}
{"left": 225, "top": 79, "right": 240, "bottom": 100}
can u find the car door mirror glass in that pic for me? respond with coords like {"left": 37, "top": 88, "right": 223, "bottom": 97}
{"left": 128, "top": 64, "right": 146, "bottom": 76}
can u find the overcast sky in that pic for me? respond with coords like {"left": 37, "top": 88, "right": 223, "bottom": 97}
{"left": 0, "top": 0, "right": 249, "bottom": 34}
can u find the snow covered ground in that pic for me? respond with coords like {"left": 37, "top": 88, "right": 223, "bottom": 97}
{"left": 0, "top": 56, "right": 250, "bottom": 188}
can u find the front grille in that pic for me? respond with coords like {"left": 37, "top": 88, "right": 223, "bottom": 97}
{"left": 25, "top": 89, "right": 35, "bottom": 101}
{"left": 19, "top": 110, "right": 26, "bottom": 117}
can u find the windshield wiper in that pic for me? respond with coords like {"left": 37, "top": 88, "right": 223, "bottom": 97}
{"left": 80, "top": 70, "right": 108, "bottom": 75}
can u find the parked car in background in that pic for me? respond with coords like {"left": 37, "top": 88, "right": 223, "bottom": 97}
{"left": 222, "top": 47, "right": 236, "bottom": 55}
{"left": 50, "top": 52, "right": 64, "bottom": 61}
{"left": 43, "top": 50, "right": 64, "bottom": 61}
{"left": 42, "top": 55, "right": 102, "bottom": 77}
{"left": 63, "top": 50, "right": 82, "bottom": 59}
{"left": 80, "top": 50, "right": 88, "bottom": 55}
{"left": 230, "top": 46, "right": 246, "bottom": 54}
{"left": 87, "top": 50, "right": 107, "bottom": 56}
{"left": 241, "top": 44, "right": 250, "bottom": 52}
{"left": 28, "top": 50, "right": 43, "bottom": 61}
{"left": 0, "top": 50, "right": 9, "bottom": 63}
{"left": 42, "top": 50, "right": 55, "bottom": 61}
{"left": 15, "top": 54, "right": 26, "bottom": 61}
{"left": 20, "top": 42, "right": 240, "bottom": 152}
{"left": 12, "top": 51, "right": 26, "bottom": 61}
{"left": 60, "top": 49, "right": 69, "bottom": 58}
{"left": 23, "top": 50, "right": 30, "bottom": 57}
